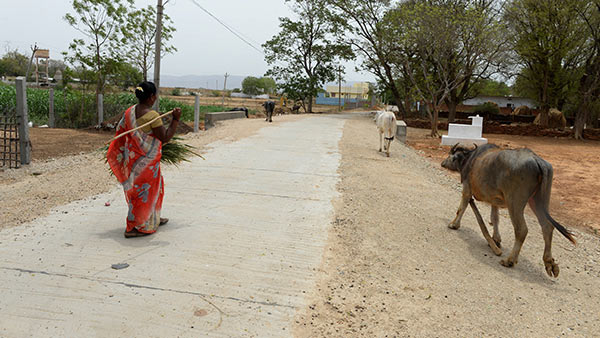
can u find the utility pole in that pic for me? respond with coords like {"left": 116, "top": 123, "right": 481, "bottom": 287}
{"left": 25, "top": 43, "right": 38, "bottom": 83}
{"left": 222, "top": 73, "right": 229, "bottom": 111}
{"left": 338, "top": 66, "right": 343, "bottom": 112}
{"left": 153, "top": 0, "right": 164, "bottom": 111}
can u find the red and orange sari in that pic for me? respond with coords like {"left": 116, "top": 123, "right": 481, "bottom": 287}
{"left": 107, "top": 105, "right": 164, "bottom": 234}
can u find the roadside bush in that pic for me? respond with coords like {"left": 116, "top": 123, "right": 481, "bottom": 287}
{"left": 471, "top": 102, "right": 500, "bottom": 116}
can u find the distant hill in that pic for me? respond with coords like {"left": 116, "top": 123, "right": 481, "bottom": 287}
{"left": 161, "top": 74, "right": 374, "bottom": 90}
{"left": 161, "top": 74, "right": 245, "bottom": 90}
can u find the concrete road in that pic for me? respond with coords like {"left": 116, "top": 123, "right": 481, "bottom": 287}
{"left": 0, "top": 116, "right": 346, "bottom": 337}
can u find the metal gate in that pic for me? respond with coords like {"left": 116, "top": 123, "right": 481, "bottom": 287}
{"left": 0, "top": 105, "right": 20, "bottom": 168}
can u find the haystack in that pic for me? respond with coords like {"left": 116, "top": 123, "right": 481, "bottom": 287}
{"left": 512, "top": 105, "right": 531, "bottom": 116}
{"left": 533, "top": 108, "right": 567, "bottom": 130}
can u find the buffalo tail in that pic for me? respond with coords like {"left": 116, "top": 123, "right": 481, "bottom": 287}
{"left": 533, "top": 157, "right": 577, "bottom": 244}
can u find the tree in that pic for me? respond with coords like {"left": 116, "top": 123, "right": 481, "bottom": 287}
{"left": 263, "top": 0, "right": 353, "bottom": 113}
{"left": 505, "top": 0, "right": 588, "bottom": 127}
{"left": 123, "top": 5, "right": 176, "bottom": 81}
{"left": 573, "top": 0, "right": 600, "bottom": 139}
{"left": 242, "top": 76, "right": 261, "bottom": 95}
{"left": 64, "top": 0, "right": 132, "bottom": 118}
{"left": 259, "top": 77, "right": 277, "bottom": 95}
{"left": 440, "top": 0, "right": 509, "bottom": 122}
{"left": 106, "top": 60, "right": 143, "bottom": 90}
{"left": 326, "top": 0, "right": 413, "bottom": 116}
{"left": 469, "top": 79, "right": 512, "bottom": 97}
{"left": 386, "top": 0, "right": 497, "bottom": 136}
{"left": 0, "top": 50, "right": 29, "bottom": 77}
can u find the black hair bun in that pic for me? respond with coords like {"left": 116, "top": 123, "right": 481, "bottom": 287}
{"left": 135, "top": 81, "right": 157, "bottom": 102}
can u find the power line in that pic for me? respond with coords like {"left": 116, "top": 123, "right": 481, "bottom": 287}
{"left": 188, "top": 0, "right": 265, "bottom": 55}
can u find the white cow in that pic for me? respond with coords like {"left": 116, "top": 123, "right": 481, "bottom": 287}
{"left": 376, "top": 111, "right": 397, "bottom": 157}
{"left": 373, "top": 110, "right": 384, "bottom": 123}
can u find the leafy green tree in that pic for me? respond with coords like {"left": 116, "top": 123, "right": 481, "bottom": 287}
{"left": 242, "top": 76, "right": 261, "bottom": 95}
{"left": 123, "top": 5, "right": 177, "bottom": 81}
{"left": 326, "top": 0, "right": 414, "bottom": 115}
{"left": 0, "top": 50, "right": 29, "bottom": 77}
{"left": 259, "top": 77, "right": 277, "bottom": 95}
{"left": 263, "top": 0, "right": 353, "bottom": 113}
{"left": 106, "top": 60, "right": 143, "bottom": 90}
{"left": 505, "top": 0, "right": 588, "bottom": 127}
{"left": 573, "top": 0, "right": 600, "bottom": 139}
{"left": 469, "top": 79, "right": 512, "bottom": 97}
{"left": 64, "top": 0, "right": 132, "bottom": 120}
{"left": 383, "top": 0, "right": 510, "bottom": 135}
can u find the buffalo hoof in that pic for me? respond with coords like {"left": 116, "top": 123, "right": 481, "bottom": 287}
{"left": 386, "top": 153, "right": 390, "bottom": 158}
{"left": 500, "top": 258, "right": 515, "bottom": 268}
{"left": 544, "top": 258, "right": 560, "bottom": 278}
{"left": 448, "top": 222, "right": 461, "bottom": 230}
{"left": 378, "top": 149, "right": 382, "bottom": 152}
{"left": 488, "top": 243, "right": 502, "bottom": 256}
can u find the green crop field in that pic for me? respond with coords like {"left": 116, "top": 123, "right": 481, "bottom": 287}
{"left": 0, "top": 83, "right": 223, "bottom": 128}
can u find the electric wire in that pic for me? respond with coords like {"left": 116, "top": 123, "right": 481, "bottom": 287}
{"left": 188, "top": 0, "right": 266, "bottom": 56}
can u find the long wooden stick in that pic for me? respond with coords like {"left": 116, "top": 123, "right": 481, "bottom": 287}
{"left": 106, "top": 110, "right": 174, "bottom": 145}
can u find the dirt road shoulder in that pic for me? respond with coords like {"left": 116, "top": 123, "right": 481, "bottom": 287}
{"left": 295, "top": 114, "right": 600, "bottom": 337}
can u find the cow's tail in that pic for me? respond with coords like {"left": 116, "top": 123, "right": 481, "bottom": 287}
{"left": 533, "top": 157, "right": 576, "bottom": 244}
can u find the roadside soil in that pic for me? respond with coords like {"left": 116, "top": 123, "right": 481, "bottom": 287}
{"left": 0, "top": 115, "right": 306, "bottom": 229}
{"left": 294, "top": 114, "right": 600, "bottom": 337}
{"left": 406, "top": 127, "right": 600, "bottom": 233}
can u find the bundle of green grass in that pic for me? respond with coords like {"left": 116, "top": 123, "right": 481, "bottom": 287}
{"left": 158, "top": 136, "right": 204, "bottom": 165}
{"left": 103, "top": 136, "right": 203, "bottom": 175}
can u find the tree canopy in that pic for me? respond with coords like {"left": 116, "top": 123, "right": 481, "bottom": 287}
{"left": 242, "top": 76, "right": 276, "bottom": 96}
{"left": 263, "top": 0, "right": 353, "bottom": 113}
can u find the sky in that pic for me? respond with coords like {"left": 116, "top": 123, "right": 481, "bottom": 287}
{"left": 0, "top": 0, "right": 374, "bottom": 84}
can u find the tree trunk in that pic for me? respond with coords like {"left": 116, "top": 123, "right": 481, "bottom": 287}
{"left": 539, "top": 74, "right": 550, "bottom": 127}
{"left": 425, "top": 103, "right": 440, "bottom": 138}
{"left": 403, "top": 98, "right": 412, "bottom": 119}
{"left": 447, "top": 100, "right": 458, "bottom": 123}
{"left": 308, "top": 95, "right": 313, "bottom": 114}
{"left": 431, "top": 108, "right": 440, "bottom": 138}
{"left": 389, "top": 89, "right": 404, "bottom": 119}
{"left": 574, "top": 102, "right": 587, "bottom": 140}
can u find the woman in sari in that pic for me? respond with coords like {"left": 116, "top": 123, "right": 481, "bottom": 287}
{"left": 107, "top": 81, "right": 182, "bottom": 238}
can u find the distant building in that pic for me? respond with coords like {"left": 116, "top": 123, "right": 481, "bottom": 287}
{"left": 462, "top": 96, "right": 537, "bottom": 109}
{"left": 325, "top": 82, "right": 370, "bottom": 100}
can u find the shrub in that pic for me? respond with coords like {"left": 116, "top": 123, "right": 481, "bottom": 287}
{"left": 471, "top": 101, "right": 500, "bottom": 115}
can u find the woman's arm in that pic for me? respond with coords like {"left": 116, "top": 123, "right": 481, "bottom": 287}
{"left": 151, "top": 108, "right": 182, "bottom": 143}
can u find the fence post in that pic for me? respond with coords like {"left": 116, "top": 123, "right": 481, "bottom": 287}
{"left": 49, "top": 88, "right": 55, "bottom": 128}
{"left": 97, "top": 93, "right": 104, "bottom": 125}
{"left": 15, "top": 77, "right": 31, "bottom": 165}
{"left": 194, "top": 94, "right": 200, "bottom": 132}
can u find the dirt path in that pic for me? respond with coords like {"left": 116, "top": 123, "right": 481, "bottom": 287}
{"left": 0, "top": 116, "right": 305, "bottom": 229}
{"left": 295, "top": 115, "right": 600, "bottom": 337}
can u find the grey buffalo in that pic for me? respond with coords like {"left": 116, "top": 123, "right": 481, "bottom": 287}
{"left": 441, "top": 143, "right": 576, "bottom": 278}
